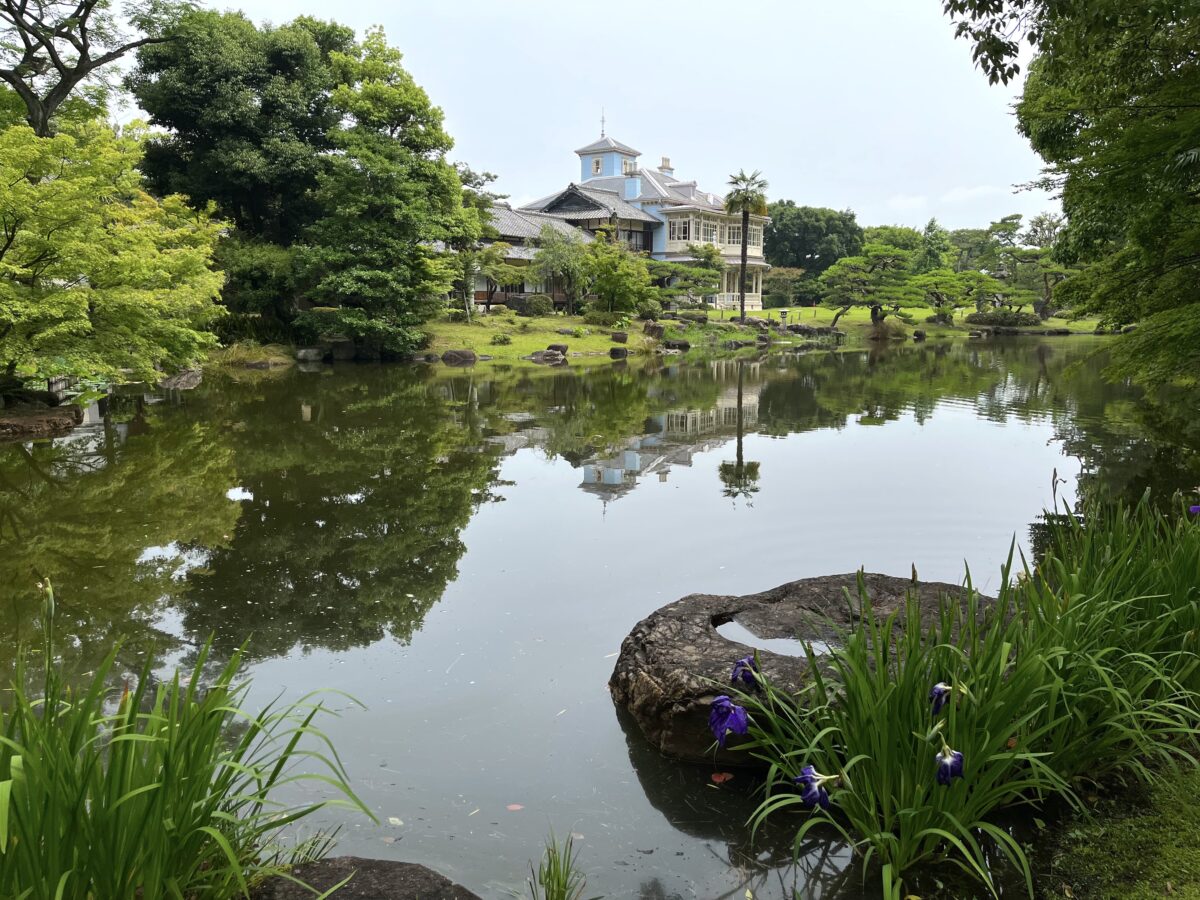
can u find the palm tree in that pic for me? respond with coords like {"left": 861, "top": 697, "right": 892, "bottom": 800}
{"left": 718, "top": 361, "right": 761, "bottom": 503}
{"left": 724, "top": 169, "right": 769, "bottom": 321}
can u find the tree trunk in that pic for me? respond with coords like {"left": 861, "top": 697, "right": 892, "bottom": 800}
{"left": 870, "top": 304, "right": 886, "bottom": 326}
{"left": 830, "top": 305, "right": 852, "bottom": 328}
{"left": 738, "top": 208, "right": 749, "bottom": 321}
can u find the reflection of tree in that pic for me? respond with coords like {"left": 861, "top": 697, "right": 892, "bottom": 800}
{"left": 175, "top": 369, "right": 504, "bottom": 658}
{"left": 718, "top": 362, "right": 761, "bottom": 502}
{"left": 0, "top": 405, "right": 240, "bottom": 676}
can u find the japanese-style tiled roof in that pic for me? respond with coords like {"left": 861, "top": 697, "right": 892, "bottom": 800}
{"left": 486, "top": 204, "right": 592, "bottom": 242}
{"left": 574, "top": 135, "right": 640, "bottom": 156}
{"left": 521, "top": 184, "right": 659, "bottom": 224}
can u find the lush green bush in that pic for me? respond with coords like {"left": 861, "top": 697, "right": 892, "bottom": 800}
{"left": 926, "top": 312, "right": 954, "bottom": 325}
{"left": 582, "top": 310, "right": 629, "bottom": 328}
{"left": 519, "top": 295, "right": 555, "bottom": 318}
{"left": 445, "top": 308, "right": 469, "bottom": 323}
{"left": 0, "top": 583, "right": 369, "bottom": 898}
{"left": 490, "top": 333, "right": 512, "bottom": 346}
{"left": 636, "top": 299, "right": 663, "bottom": 321}
{"left": 964, "top": 309, "right": 1042, "bottom": 327}
{"left": 723, "top": 499, "right": 1200, "bottom": 899}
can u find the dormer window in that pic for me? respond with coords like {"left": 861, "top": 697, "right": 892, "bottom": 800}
{"left": 622, "top": 158, "right": 635, "bottom": 175}
{"left": 592, "top": 157, "right": 603, "bottom": 175}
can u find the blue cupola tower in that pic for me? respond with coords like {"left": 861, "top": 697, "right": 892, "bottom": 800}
{"left": 575, "top": 135, "right": 641, "bottom": 182}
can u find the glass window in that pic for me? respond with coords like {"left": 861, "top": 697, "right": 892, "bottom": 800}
{"left": 622, "top": 158, "right": 636, "bottom": 175}
{"left": 592, "top": 157, "right": 603, "bottom": 175}
{"left": 668, "top": 217, "right": 690, "bottom": 242}
{"left": 701, "top": 219, "right": 718, "bottom": 243}
{"left": 726, "top": 223, "right": 742, "bottom": 245}
{"left": 748, "top": 225, "right": 763, "bottom": 247}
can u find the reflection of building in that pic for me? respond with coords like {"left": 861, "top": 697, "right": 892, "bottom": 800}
{"left": 580, "top": 369, "right": 763, "bottom": 503}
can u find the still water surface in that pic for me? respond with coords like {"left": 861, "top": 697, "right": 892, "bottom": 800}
{"left": 3, "top": 338, "right": 1198, "bottom": 898}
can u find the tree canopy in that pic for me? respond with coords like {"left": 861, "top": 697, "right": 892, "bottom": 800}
{"left": 764, "top": 202, "right": 863, "bottom": 274}
{"left": 947, "top": 0, "right": 1200, "bottom": 384}
{"left": 0, "top": 122, "right": 223, "bottom": 392}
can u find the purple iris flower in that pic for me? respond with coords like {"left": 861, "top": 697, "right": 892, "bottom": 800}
{"left": 709, "top": 695, "right": 749, "bottom": 748}
{"left": 935, "top": 747, "right": 965, "bottom": 786}
{"left": 1190, "top": 505, "right": 1200, "bottom": 515}
{"left": 731, "top": 655, "right": 759, "bottom": 688}
{"left": 792, "top": 765, "right": 831, "bottom": 810}
{"left": 930, "top": 682, "right": 952, "bottom": 716}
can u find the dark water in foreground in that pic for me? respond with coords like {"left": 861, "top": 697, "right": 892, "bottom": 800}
{"left": 3, "top": 338, "right": 1198, "bottom": 898}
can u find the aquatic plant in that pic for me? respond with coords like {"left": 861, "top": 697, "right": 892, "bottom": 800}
{"left": 526, "top": 832, "right": 594, "bottom": 900}
{"left": 731, "top": 654, "right": 759, "bottom": 688}
{"left": 708, "top": 695, "right": 749, "bottom": 748}
{"left": 731, "top": 497, "right": 1200, "bottom": 900}
{"left": 0, "top": 582, "right": 371, "bottom": 899}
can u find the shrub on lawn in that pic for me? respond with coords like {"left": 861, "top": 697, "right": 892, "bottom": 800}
{"left": 582, "top": 310, "right": 628, "bottom": 328}
{"left": 636, "top": 299, "right": 663, "bottom": 321}
{"left": 519, "top": 295, "right": 555, "bottom": 317}
{"left": 964, "top": 310, "right": 1042, "bottom": 327}
{"left": 490, "top": 333, "right": 513, "bottom": 346}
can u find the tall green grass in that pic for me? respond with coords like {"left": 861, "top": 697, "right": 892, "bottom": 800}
{"left": 0, "top": 582, "right": 370, "bottom": 899}
{"left": 731, "top": 498, "right": 1200, "bottom": 899}
{"left": 525, "top": 832, "right": 596, "bottom": 900}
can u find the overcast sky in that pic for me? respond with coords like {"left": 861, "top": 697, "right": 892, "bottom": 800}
{"left": 220, "top": 0, "right": 1056, "bottom": 230}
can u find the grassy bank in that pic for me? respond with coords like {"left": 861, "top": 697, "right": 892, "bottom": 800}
{"left": 423, "top": 311, "right": 653, "bottom": 361}
{"left": 1040, "top": 767, "right": 1200, "bottom": 898}
{"left": 420, "top": 307, "right": 1102, "bottom": 364}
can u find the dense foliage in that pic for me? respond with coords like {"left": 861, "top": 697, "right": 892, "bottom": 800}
{"left": 764, "top": 202, "right": 863, "bottom": 274}
{"left": 946, "top": 0, "right": 1200, "bottom": 384}
{"left": 130, "top": 13, "right": 470, "bottom": 352}
{"left": 0, "top": 121, "right": 223, "bottom": 395}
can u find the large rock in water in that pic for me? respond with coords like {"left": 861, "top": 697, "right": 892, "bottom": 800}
{"left": 609, "top": 573, "right": 981, "bottom": 765}
{"left": 252, "top": 857, "right": 480, "bottom": 900}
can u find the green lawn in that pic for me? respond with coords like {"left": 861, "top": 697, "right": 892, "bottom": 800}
{"left": 1040, "top": 766, "right": 1200, "bottom": 899}
{"left": 421, "top": 306, "right": 1104, "bottom": 365}
{"left": 423, "top": 312, "right": 652, "bottom": 361}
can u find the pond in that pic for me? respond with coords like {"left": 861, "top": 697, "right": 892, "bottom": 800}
{"left": 3, "top": 338, "right": 1198, "bottom": 898}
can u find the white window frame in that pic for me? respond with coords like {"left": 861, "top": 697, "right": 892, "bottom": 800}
{"left": 726, "top": 223, "right": 742, "bottom": 245}
{"left": 592, "top": 157, "right": 603, "bottom": 175}
{"left": 747, "top": 225, "right": 763, "bottom": 248}
{"left": 701, "top": 218, "right": 718, "bottom": 243}
{"left": 622, "top": 158, "right": 636, "bottom": 175}
{"left": 668, "top": 217, "right": 691, "bottom": 242}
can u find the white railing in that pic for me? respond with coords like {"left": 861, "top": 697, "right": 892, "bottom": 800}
{"left": 706, "top": 293, "right": 763, "bottom": 310}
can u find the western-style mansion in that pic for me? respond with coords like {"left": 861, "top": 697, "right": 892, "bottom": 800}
{"left": 476, "top": 134, "right": 768, "bottom": 311}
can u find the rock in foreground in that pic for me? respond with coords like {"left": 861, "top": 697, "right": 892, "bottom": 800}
{"left": 252, "top": 857, "right": 480, "bottom": 900}
{"left": 609, "top": 573, "right": 981, "bottom": 765}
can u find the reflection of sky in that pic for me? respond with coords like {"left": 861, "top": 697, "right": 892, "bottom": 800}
{"left": 136, "top": 542, "right": 211, "bottom": 581}
{"left": 237, "top": 401, "right": 1076, "bottom": 899}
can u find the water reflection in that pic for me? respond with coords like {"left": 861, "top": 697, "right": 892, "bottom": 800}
{"left": 2, "top": 338, "right": 1198, "bottom": 897}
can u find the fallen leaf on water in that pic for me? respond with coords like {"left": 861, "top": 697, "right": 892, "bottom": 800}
{"left": 570, "top": 832, "right": 584, "bottom": 841}
{"left": 382, "top": 836, "right": 396, "bottom": 844}
{"left": 506, "top": 803, "right": 524, "bottom": 811}
{"left": 387, "top": 816, "right": 403, "bottom": 826}
{"left": 468, "top": 808, "right": 480, "bottom": 816}
{"left": 710, "top": 772, "right": 734, "bottom": 784}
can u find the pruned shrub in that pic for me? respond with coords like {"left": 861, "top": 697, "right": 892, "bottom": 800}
{"left": 964, "top": 309, "right": 1041, "bottom": 327}
{"left": 489, "top": 333, "right": 512, "bottom": 346}
{"left": 636, "top": 299, "right": 663, "bottom": 321}
{"left": 445, "top": 308, "right": 469, "bottom": 323}
{"left": 519, "top": 295, "right": 555, "bottom": 317}
{"left": 582, "top": 310, "right": 628, "bottom": 328}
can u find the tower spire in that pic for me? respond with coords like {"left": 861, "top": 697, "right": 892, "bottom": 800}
{"left": 600, "top": 107, "right": 606, "bottom": 138}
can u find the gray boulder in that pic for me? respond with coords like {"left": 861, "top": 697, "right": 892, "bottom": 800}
{"left": 295, "top": 348, "right": 325, "bottom": 362}
{"left": 611, "top": 331, "right": 628, "bottom": 344}
{"left": 527, "top": 349, "right": 565, "bottom": 365}
{"left": 912, "top": 329, "right": 927, "bottom": 342}
{"left": 159, "top": 368, "right": 202, "bottom": 391}
{"left": 547, "top": 343, "right": 569, "bottom": 354}
{"left": 252, "top": 857, "right": 480, "bottom": 900}
{"left": 609, "top": 346, "right": 628, "bottom": 359}
{"left": 609, "top": 573, "right": 982, "bottom": 765}
{"left": 663, "top": 339, "right": 690, "bottom": 351}
{"left": 440, "top": 349, "right": 477, "bottom": 366}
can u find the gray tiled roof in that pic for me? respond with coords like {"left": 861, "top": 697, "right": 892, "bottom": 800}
{"left": 574, "top": 135, "right": 640, "bottom": 156}
{"left": 486, "top": 204, "right": 592, "bottom": 242}
{"left": 520, "top": 185, "right": 659, "bottom": 224}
